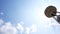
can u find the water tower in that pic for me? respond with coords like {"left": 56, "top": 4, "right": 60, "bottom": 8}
{"left": 44, "top": 5, "right": 60, "bottom": 24}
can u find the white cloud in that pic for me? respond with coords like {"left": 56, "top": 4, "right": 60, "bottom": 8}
{"left": 0, "top": 19, "right": 38, "bottom": 34}
{"left": 0, "top": 21, "right": 17, "bottom": 34}
{"left": 0, "top": 19, "right": 25, "bottom": 34}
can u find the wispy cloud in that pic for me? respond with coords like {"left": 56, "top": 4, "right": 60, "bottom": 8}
{"left": 25, "top": 24, "right": 37, "bottom": 34}
{"left": 0, "top": 19, "right": 4, "bottom": 26}
{"left": 0, "top": 12, "right": 4, "bottom": 16}
{"left": 25, "top": 27, "right": 31, "bottom": 34}
{"left": 16, "top": 22, "right": 24, "bottom": 34}
{"left": 31, "top": 24, "right": 37, "bottom": 32}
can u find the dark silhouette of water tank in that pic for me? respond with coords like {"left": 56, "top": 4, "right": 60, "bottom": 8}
{"left": 44, "top": 5, "right": 60, "bottom": 24}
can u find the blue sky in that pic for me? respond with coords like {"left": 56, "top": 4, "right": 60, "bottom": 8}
{"left": 0, "top": 0, "right": 60, "bottom": 34}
